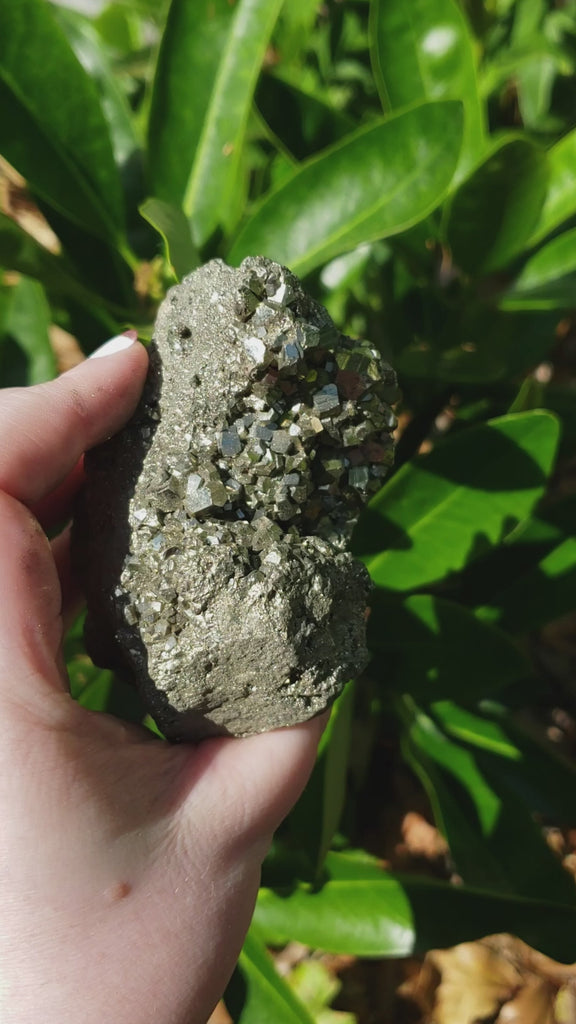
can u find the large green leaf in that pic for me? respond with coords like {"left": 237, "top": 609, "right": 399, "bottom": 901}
{"left": 354, "top": 411, "right": 560, "bottom": 592}
{"left": 397, "top": 303, "right": 559, "bottom": 384}
{"left": 444, "top": 138, "right": 548, "bottom": 275}
{"left": 432, "top": 701, "right": 576, "bottom": 825}
{"left": 228, "top": 101, "right": 464, "bottom": 278}
{"left": 510, "top": 0, "right": 557, "bottom": 131}
{"left": 147, "top": 0, "right": 237, "bottom": 207}
{"left": 370, "top": 0, "right": 485, "bottom": 177}
{"left": 255, "top": 850, "right": 576, "bottom": 962}
{"left": 225, "top": 928, "right": 315, "bottom": 1024}
{"left": 286, "top": 682, "right": 355, "bottom": 878}
{"left": 504, "top": 228, "right": 576, "bottom": 309}
{"left": 2, "top": 277, "right": 56, "bottom": 385}
{"left": 400, "top": 700, "right": 576, "bottom": 904}
{"left": 256, "top": 74, "right": 355, "bottom": 161}
{"left": 457, "top": 495, "right": 576, "bottom": 633}
{"left": 0, "top": 213, "right": 114, "bottom": 314}
{"left": 139, "top": 198, "right": 199, "bottom": 281}
{"left": 368, "top": 594, "right": 527, "bottom": 702}
{"left": 148, "top": 0, "right": 283, "bottom": 247}
{"left": 52, "top": 6, "right": 139, "bottom": 168}
{"left": 184, "top": 0, "right": 284, "bottom": 246}
{"left": 530, "top": 128, "right": 576, "bottom": 246}
{"left": 0, "top": 0, "right": 124, "bottom": 242}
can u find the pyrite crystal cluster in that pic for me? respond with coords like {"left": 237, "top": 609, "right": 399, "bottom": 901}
{"left": 75, "top": 257, "right": 398, "bottom": 739}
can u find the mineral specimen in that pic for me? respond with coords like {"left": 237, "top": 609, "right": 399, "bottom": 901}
{"left": 74, "top": 257, "right": 398, "bottom": 740}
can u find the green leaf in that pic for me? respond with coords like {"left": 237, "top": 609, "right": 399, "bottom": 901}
{"left": 476, "top": 501, "right": 576, "bottom": 634}
{"left": 147, "top": 0, "right": 236, "bottom": 208}
{"left": 2, "top": 277, "right": 56, "bottom": 385}
{"left": 444, "top": 138, "right": 549, "bottom": 275}
{"left": 227, "top": 927, "right": 315, "bottom": 1024}
{"left": 370, "top": 0, "right": 485, "bottom": 177}
{"left": 400, "top": 700, "right": 576, "bottom": 904}
{"left": 530, "top": 128, "right": 576, "bottom": 246}
{"left": 52, "top": 6, "right": 139, "bottom": 168}
{"left": 184, "top": 0, "right": 284, "bottom": 246}
{"left": 148, "top": 0, "right": 283, "bottom": 247}
{"left": 255, "top": 850, "right": 576, "bottom": 962}
{"left": 0, "top": 216, "right": 129, "bottom": 327}
{"left": 510, "top": 0, "right": 559, "bottom": 131}
{"left": 354, "top": 411, "right": 560, "bottom": 592}
{"left": 479, "top": 43, "right": 570, "bottom": 103}
{"left": 287, "top": 682, "right": 355, "bottom": 878}
{"left": 0, "top": 0, "right": 124, "bottom": 241}
{"left": 0, "top": 213, "right": 112, "bottom": 312}
{"left": 503, "top": 228, "right": 576, "bottom": 309}
{"left": 432, "top": 701, "right": 576, "bottom": 825}
{"left": 139, "top": 198, "right": 199, "bottom": 280}
{"left": 368, "top": 594, "right": 527, "bottom": 702}
{"left": 229, "top": 101, "right": 463, "bottom": 278}
{"left": 256, "top": 74, "right": 355, "bottom": 161}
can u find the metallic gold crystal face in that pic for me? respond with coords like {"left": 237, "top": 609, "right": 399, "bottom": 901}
{"left": 75, "top": 257, "right": 399, "bottom": 740}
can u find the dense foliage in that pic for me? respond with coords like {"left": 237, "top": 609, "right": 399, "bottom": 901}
{"left": 2, "top": 0, "right": 576, "bottom": 1017}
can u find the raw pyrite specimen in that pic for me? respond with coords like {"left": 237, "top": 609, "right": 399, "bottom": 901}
{"left": 74, "top": 257, "right": 398, "bottom": 739}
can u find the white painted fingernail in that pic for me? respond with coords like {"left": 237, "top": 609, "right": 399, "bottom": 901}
{"left": 90, "top": 330, "right": 138, "bottom": 359}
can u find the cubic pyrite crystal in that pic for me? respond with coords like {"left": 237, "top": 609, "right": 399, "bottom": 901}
{"left": 74, "top": 257, "right": 399, "bottom": 740}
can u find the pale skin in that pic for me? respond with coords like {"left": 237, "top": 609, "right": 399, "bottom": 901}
{"left": 0, "top": 336, "right": 324, "bottom": 1024}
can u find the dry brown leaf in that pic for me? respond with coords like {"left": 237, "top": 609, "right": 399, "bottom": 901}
{"left": 49, "top": 325, "right": 84, "bottom": 373}
{"left": 207, "top": 1001, "right": 232, "bottom": 1024}
{"left": 555, "top": 982, "right": 576, "bottom": 1024}
{"left": 401, "top": 811, "right": 448, "bottom": 861}
{"left": 430, "top": 943, "right": 521, "bottom": 1024}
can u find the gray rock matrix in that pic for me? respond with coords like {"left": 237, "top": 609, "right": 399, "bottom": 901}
{"left": 74, "top": 257, "right": 398, "bottom": 740}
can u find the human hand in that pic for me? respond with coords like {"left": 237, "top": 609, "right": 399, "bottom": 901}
{"left": 0, "top": 335, "right": 323, "bottom": 1024}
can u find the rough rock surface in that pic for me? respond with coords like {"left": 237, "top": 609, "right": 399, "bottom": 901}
{"left": 74, "top": 257, "right": 398, "bottom": 740}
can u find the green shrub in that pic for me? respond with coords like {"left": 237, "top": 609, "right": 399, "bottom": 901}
{"left": 3, "top": 0, "right": 576, "bottom": 1015}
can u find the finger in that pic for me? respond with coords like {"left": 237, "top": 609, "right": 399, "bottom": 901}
{"left": 52, "top": 526, "right": 83, "bottom": 632}
{"left": 0, "top": 334, "right": 148, "bottom": 507}
{"left": 184, "top": 714, "right": 328, "bottom": 851}
{"left": 31, "top": 458, "right": 85, "bottom": 533}
{"left": 0, "top": 490, "right": 65, "bottom": 692}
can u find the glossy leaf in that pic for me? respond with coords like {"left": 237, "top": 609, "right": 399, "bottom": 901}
{"left": 401, "top": 701, "right": 576, "bottom": 904}
{"left": 479, "top": 42, "right": 569, "bottom": 102}
{"left": 2, "top": 277, "right": 56, "bottom": 385}
{"left": 370, "top": 0, "right": 485, "bottom": 176}
{"left": 0, "top": 213, "right": 110, "bottom": 312}
{"left": 148, "top": 0, "right": 283, "bottom": 247}
{"left": 256, "top": 74, "right": 355, "bottom": 161}
{"left": 140, "top": 198, "right": 199, "bottom": 280}
{"left": 504, "top": 228, "right": 576, "bottom": 309}
{"left": 0, "top": 0, "right": 124, "bottom": 241}
{"left": 229, "top": 101, "right": 463, "bottom": 277}
{"left": 52, "top": 6, "right": 139, "bottom": 167}
{"left": 530, "top": 128, "right": 576, "bottom": 246}
{"left": 255, "top": 850, "right": 576, "bottom": 963}
{"left": 511, "top": 1, "right": 557, "bottom": 131}
{"left": 368, "top": 594, "right": 527, "bottom": 702}
{"left": 444, "top": 138, "right": 548, "bottom": 274}
{"left": 184, "top": 0, "right": 284, "bottom": 246}
{"left": 287, "top": 682, "right": 355, "bottom": 878}
{"left": 432, "top": 701, "right": 576, "bottom": 825}
{"left": 227, "top": 927, "right": 315, "bottom": 1024}
{"left": 147, "top": 0, "right": 235, "bottom": 208}
{"left": 354, "top": 412, "right": 560, "bottom": 592}
{"left": 475, "top": 495, "right": 576, "bottom": 630}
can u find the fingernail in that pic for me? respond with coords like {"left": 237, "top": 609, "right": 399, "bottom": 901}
{"left": 90, "top": 331, "right": 138, "bottom": 359}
